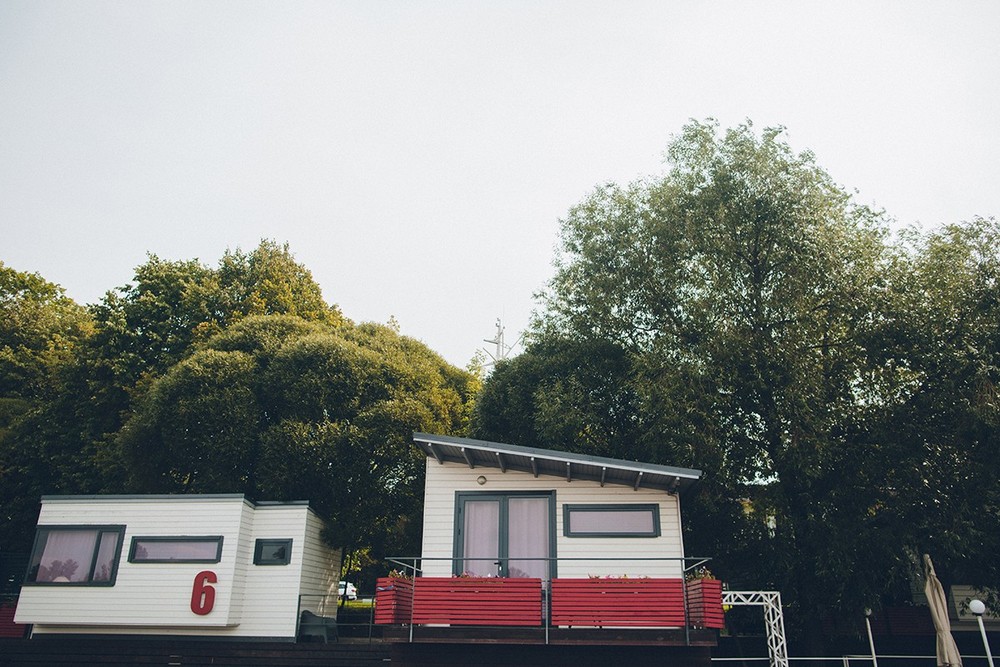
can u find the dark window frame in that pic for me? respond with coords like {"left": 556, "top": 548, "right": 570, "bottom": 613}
{"left": 24, "top": 524, "right": 126, "bottom": 586}
{"left": 563, "top": 503, "right": 661, "bottom": 538}
{"left": 453, "top": 490, "right": 558, "bottom": 579}
{"left": 253, "top": 538, "right": 293, "bottom": 565}
{"left": 128, "top": 536, "right": 224, "bottom": 563}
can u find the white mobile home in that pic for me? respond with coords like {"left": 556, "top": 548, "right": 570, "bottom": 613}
{"left": 15, "top": 494, "right": 340, "bottom": 640}
{"left": 412, "top": 433, "right": 702, "bottom": 580}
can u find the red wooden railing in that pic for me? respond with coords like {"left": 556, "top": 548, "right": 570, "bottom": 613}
{"left": 411, "top": 577, "right": 543, "bottom": 626}
{"left": 550, "top": 577, "right": 686, "bottom": 627}
{"left": 374, "top": 575, "right": 725, "bottom": 631}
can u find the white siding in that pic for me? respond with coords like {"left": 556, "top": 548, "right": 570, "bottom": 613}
{"left": 420, "top": 460, "right": 686, "bottom": 580}
{"left": 298, "top": 510, "right": 341, "bottom": 617}
{"left": 16, "top": 496, "right": 340, "bottom": 639}
{"left": 239, "top": 505, "right": 307, "bottom": 638}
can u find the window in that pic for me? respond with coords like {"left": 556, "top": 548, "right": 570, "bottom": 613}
{"left": 26, "top": 525, "right": 125, "bottom": 585}
{"left": 254, "top": 538, "right": 292, "bottom": 565}
{"left": 128, "top": 536, "right": 224, "bottom": 563}
{"left": 563, "top": 504, "right": 661, "bottom": 537}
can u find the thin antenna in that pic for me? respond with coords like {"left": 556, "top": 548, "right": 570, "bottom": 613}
{"left": 481, "top": 318, "right": 522, "bottom": 367}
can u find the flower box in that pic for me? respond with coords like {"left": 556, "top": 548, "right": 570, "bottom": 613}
{"left": 411, "top": 577, "right": 543, "bottom": 626}
{"left": 550, "top": 577, "right": 686, "bottom": 627}
{"left": 374, "top": 576, "right": 414, "bottom": 625}
{"left": 686, "top": 578, "right": 724, "bottom": 629}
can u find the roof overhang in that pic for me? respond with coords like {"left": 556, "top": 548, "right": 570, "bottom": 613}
{"left": 413, "top": 433, "right": 701, "bottom": 495}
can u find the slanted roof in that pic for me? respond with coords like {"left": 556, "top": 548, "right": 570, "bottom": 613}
{"left": 412, "top": 433, "right": 701, "bottom": 494}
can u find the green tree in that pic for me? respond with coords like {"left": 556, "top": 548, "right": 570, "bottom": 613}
{"left": 0, "top": 242, "right": 347, "bottom": 552}
{"left": 0, "top": 263, "right": 93, "bottom": 551}
{"left": 868, "top": 218, "right": 1000, "bottom": 599}
{"left": 491, "top": 120, "right": 902, "bottom": 642}
{"left": 120, "top": 315, "right": 477, "bottom": 553}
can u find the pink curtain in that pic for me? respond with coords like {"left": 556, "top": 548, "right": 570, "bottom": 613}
{"left": 462, "top": 500, "right": 499, "bottom": 576}
{"left": 37, "top": 530, "right": 98, "bottom": 582}
{"left": 508, "top": 498, "right": 549, "bottom": 579}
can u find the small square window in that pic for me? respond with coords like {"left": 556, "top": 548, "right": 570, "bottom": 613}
{"left": 129, "top": 536, "right": 224, "bottom": 563}
{"left": 254, "top": 539, "right": 292, "bottom": 565}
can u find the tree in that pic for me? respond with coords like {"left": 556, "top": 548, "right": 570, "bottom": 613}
{"left": 868, "top": 218, "right": 1000, "bottom": 600}
{"left": 489, "top": 120, "right": 905, "bottom": 643}
{"left": 0, "top": 241, "right": 348, "bottom": 553}
{"left": 119, "top": 314, "right": 477, "bottom": 553}
{"left": 0, "top": 263, "right": 94, "bottom": 551}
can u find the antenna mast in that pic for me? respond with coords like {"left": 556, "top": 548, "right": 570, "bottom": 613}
{"left": 482, "top": 318, "right": 522, "bottom": 367}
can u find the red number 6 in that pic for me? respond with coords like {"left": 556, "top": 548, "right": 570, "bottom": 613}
{"left": 191, "top": 570, "right": 217, "bottom": 615}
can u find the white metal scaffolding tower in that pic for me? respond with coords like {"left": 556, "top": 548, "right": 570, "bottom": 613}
{"left": 722, "top": 591, "right": 790, "bottom": 667}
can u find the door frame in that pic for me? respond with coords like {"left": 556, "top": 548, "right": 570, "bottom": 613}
{"left": 452, "top": 490, "right": 557, "bottom": 579}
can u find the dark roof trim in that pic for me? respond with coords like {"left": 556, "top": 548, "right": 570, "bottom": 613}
{"left": 39, "top": 494, "right": 310, "bottom": 508}
{"left": 412, "top": 433, "right": 701, "bottom": 494}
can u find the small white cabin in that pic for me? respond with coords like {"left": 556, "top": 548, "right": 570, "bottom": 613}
{"left": 412, "top": 433, "right": 702, "bottom": 580}
{"left": 15, "top": 494, "right": 340, "bottom": 640}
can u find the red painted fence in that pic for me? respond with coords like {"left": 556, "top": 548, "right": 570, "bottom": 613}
{"left": 550, "top": 578, "right": 686, "bottom": 627}
{"left": 411, "top": 577, "right": 543, "bottom": 626}
{"left": 375, "top": 576, "right": 725, "bottom": 630}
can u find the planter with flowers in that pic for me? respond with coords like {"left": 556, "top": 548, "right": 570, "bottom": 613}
{"left": 374, "top": 571, "right": 414, "bottom": 625}
{"left": 685, "top": 568, "right": 724, "bottom": 629}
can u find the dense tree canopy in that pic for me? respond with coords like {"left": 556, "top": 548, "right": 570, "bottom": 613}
{"left": 119, "top": 315, "right": 476, "bottom": 550}
{"left": 472, "top": 120, "right": 1000, "bottom": 643}
{"left": 0, "top": 242, "right": 475, "bottom": 559}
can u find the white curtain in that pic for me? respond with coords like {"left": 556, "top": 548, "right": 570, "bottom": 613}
{"left": 508, "top": 498, "right": 549, "bottom": 579}
{"left": 462, "top": 500, "right": 500, "bottom": 576}
{"left": 37, "top": 530, "right": 98, "bottom": 582}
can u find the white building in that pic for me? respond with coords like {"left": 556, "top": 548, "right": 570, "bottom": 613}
{"left": 412, "top": 433, "right": 702, "bottom": 580}
{"left": 15, "top": 494, "right": 340, "bottom": 640}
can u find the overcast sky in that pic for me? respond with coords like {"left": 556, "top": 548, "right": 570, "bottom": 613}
{"left": 3, "top": 1, "right": 998, "bottom": 368}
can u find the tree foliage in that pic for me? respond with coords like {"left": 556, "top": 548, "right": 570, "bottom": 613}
{"left": 119, "top": 315, "right": 477, "bottom": 551}
{"left": 475, "top": 119, "right": 1000, "bottom": 642}
{"left": 0, "top": 242, "right": 475, "bottom": 560}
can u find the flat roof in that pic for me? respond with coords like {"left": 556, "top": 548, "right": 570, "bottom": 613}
{"left": 412, "top": 433, "right": 701, "bottom": 494}
{"left": 39, "top": 494, "right": 311, "bottom": 508}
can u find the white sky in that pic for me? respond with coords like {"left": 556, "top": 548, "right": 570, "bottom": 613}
{"left": 2, "top": 1, "right": 998, "bottom": 368}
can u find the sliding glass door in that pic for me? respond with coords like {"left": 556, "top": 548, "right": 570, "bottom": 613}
{"left": 454, "top": 492, "right": 555, "bottom": 580}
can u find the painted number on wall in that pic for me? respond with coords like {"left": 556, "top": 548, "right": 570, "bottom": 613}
{"left": 191, "top": 570, "right": 217, "bottom": 615}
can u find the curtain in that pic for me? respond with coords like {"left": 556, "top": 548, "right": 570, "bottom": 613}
{"left": 508, "top": 498, "right": 549, "bottom": 579}
{"left": 462, "top": 500, "right": 500, "bottom": 576}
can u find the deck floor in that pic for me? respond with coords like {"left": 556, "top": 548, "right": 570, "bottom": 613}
{"left": 380, "top": 624, "right": 718, "bottom": 646}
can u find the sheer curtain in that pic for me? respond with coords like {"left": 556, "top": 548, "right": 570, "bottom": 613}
{"left": 507, "top": 498, "right": 549, "bottom": 579}
{"left": 37, "top": 530, "right": 98, "bottom": 582}
{"left": 462, "top": 500, "right": 499, "bottom": 576}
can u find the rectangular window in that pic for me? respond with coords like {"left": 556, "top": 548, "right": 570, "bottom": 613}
{"left": 254, "top": 538, "right": 292, "bottom": 565}
{"left": 563, "top": 504, "right": 661, "bottom": 537}
{"left": 26, "top": 525, "right": 125, "bottom": 585}
{"left": 129, "top": 536, "right": 224, "bottom": 563}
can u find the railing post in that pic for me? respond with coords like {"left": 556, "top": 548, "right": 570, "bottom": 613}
{"left": 683, "top": 562, "right": 691, "bottom": 646}
{"left": 409, "top": 557, "right": 416, "bottom": 643}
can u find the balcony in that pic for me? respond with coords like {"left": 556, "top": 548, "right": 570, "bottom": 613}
{"left": 373, "top": 557, "right": 723, "bottom": 647}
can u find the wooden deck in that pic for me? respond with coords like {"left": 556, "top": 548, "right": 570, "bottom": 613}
{"left": 380, "top": 624, "right": 718, "bottom": 646}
